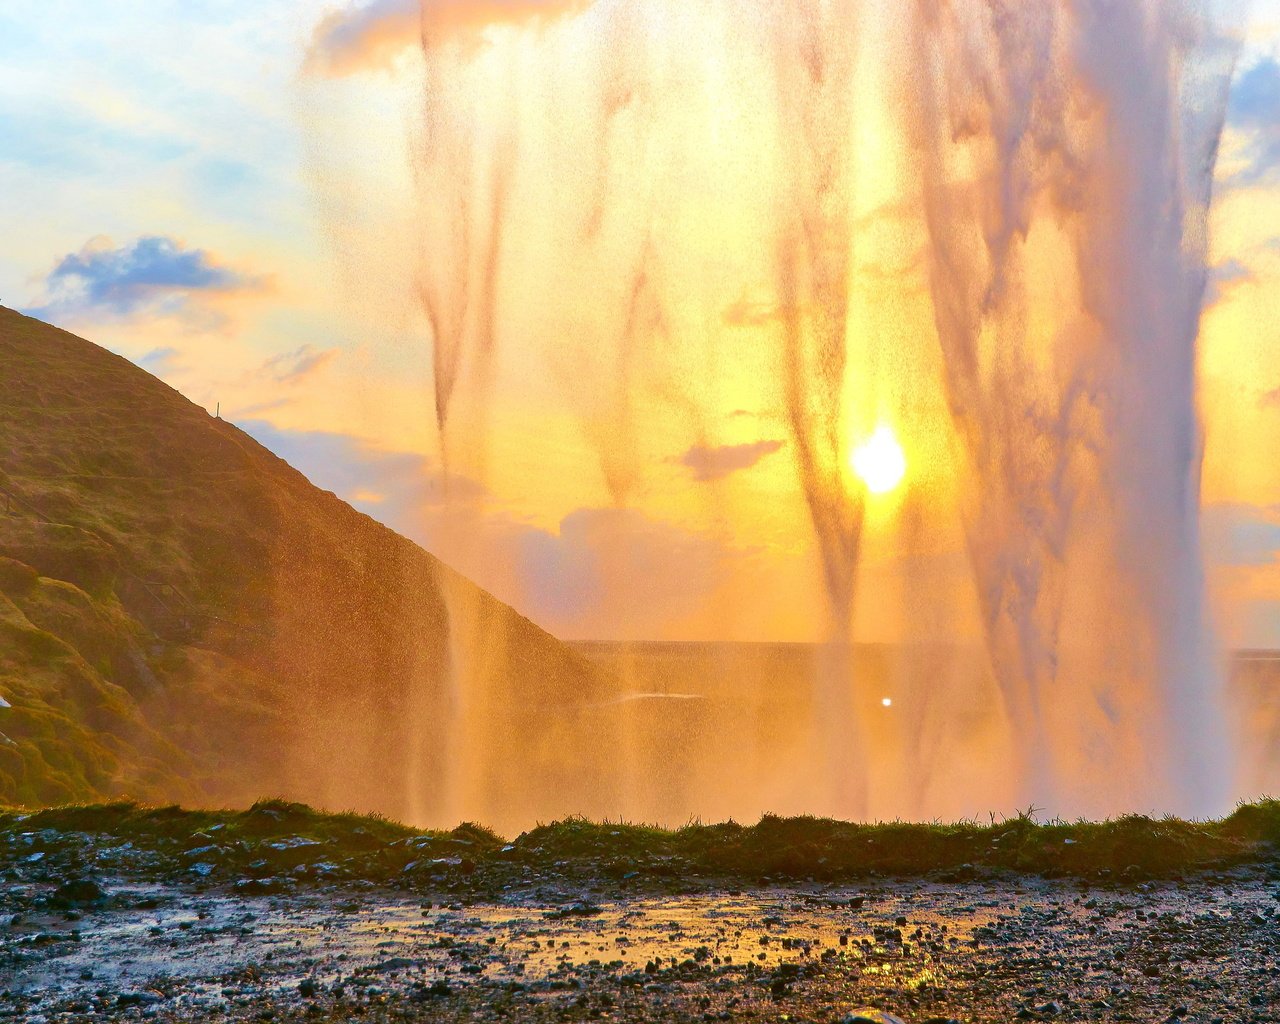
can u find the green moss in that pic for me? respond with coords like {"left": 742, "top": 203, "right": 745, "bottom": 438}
{"left": 0, "top": 800, "right": 1274, "bottom": 885}
{"left": 0, "top": 557, "right": 38, "bottom": 596}
{"left": 0, "top": 306, "right": 606, "bottom": 820}
{"left": 1222, "top": 798, "right": 1280, "bottom": 844}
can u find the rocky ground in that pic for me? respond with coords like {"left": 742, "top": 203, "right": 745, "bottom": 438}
{"left": 2, "top": 867, "right": 1279, "bottom": 1023}
{"left": 0, "top": 801, "right": 1277, "bottom": 1023}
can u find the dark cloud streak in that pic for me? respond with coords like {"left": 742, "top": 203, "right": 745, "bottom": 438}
{"left": 679, "top": 440, "right": 784, "bottom": 482}
{"left": 262, "top": 344, "right": 339, "bottom": 385}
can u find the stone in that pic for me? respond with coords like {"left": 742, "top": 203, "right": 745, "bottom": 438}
{"left": 116, "top": 991, "right": 163, "bottom": 1008}
{"left": 841, "top": 1011, "right": 907, "bottom": 1024}
{"left": 50, "top": 878, "right": 106, "bottom": 907}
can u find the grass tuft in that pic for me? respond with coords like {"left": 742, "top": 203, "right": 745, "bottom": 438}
{"left": 1, "top": 799, "right": 1276, "bottom": 889}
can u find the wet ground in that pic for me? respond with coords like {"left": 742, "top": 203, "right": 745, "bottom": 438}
{"left": 2, "top": 868, "right": 1279, "bottom": 1023}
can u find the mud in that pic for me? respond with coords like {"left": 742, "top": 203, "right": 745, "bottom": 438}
{"left": 3, "top": 868, "right": 1279, "bottom": 1022}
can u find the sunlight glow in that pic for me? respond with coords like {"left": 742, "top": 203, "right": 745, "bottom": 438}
{"left": 851, "top": 425, "right": 907, "bottom": 495}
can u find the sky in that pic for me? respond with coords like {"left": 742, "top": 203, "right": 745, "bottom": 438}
{"left": 4, "top": 1, "right": 1280, "bottom": 647}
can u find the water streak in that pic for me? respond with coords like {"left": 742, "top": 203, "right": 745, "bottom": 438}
{"left": 327, "top": 0, "right": 1246, "bottom": 824}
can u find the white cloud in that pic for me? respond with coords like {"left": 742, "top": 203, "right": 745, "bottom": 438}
{"left": 304, "top": 0, "right": 591, "bottom": 76}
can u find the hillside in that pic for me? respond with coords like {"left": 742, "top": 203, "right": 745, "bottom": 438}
{"left": 0, "top": 307, "right": 620, "bottom": 831}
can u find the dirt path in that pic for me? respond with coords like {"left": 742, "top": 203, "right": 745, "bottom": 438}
{"left": 2, "top": 869, "right": 1278, "bottom": 1022}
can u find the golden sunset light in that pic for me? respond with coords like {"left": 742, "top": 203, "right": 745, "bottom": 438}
{"left": 4, "top": 4, "right": 1280, "bottom": 1015}
{"left": 850, "top": 424, "right": 908, "bottom": 496}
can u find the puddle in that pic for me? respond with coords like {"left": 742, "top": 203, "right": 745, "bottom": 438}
{"left": 2, "top": 873, "right": 1277, "bottom": 1020}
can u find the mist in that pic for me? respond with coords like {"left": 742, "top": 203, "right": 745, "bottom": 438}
{"left": 313, "top": 0, "right": 1253, "bottom": 828}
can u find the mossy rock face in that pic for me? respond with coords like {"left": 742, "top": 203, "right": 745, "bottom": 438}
{"left": 0, "top": 521, "right": 119, "bottom": 597}
{"left": 12, "top": 577, "right": 147, "bottom": 691}
{"left": 0, "top": 306, "right": 609, "bottom": 822}
{"left": 0, "top": 556, "right": 38, "bottom": 597}
{"left": 0, "top": 619, "right": 66, "bottom": 664}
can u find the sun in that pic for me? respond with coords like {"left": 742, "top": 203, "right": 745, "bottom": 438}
{"left": 850, "top": 424, "right": 907, "bottom": 495}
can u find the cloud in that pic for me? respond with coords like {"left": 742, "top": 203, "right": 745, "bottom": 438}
{"left": 305, "top": 0, "right": 589, "bottom": 76}
{"left": 237, "top": 418, "right": 734, "bottom": 639}
{"left": 679, "top": 440, "right": 785, "bottom": 482}
{"left": 305, "top": 0, "right": 418, "bottom": 76}
{"left": 1203, "top": 503, "right": 1280, "bottom": 567}
{"left": 516, "top": 507, "right": 731, "bottom": 639}
{"left": 1224, "top": 56, "right": 1280, "bottom": 186}
{"left": 24, "top": 235, "right": 264, "bottom": 326}
{"left": 135, "top": 347, "right": 182, "bottom": 377}
{"left": 234, "top": 398, "right": 292, "bottom": 418}
{"left": 1204, "top": 257, "right": 1254, "bottom": 307}
{"left": 1262, "top": 386, "right": 1280, "bottom": 409}
{"left": 238, "top": 420, "right": 486, "bottom": 518}
{"left": 261, "top": 344, "right": 339, "bottom": 385}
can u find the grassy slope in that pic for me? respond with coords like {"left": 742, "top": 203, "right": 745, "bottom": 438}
{"left": 2, "top": 798, "right": 1277, "bottom": 886}
{"left": 0, "top": 308, "right": 611, "bottom": 822}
